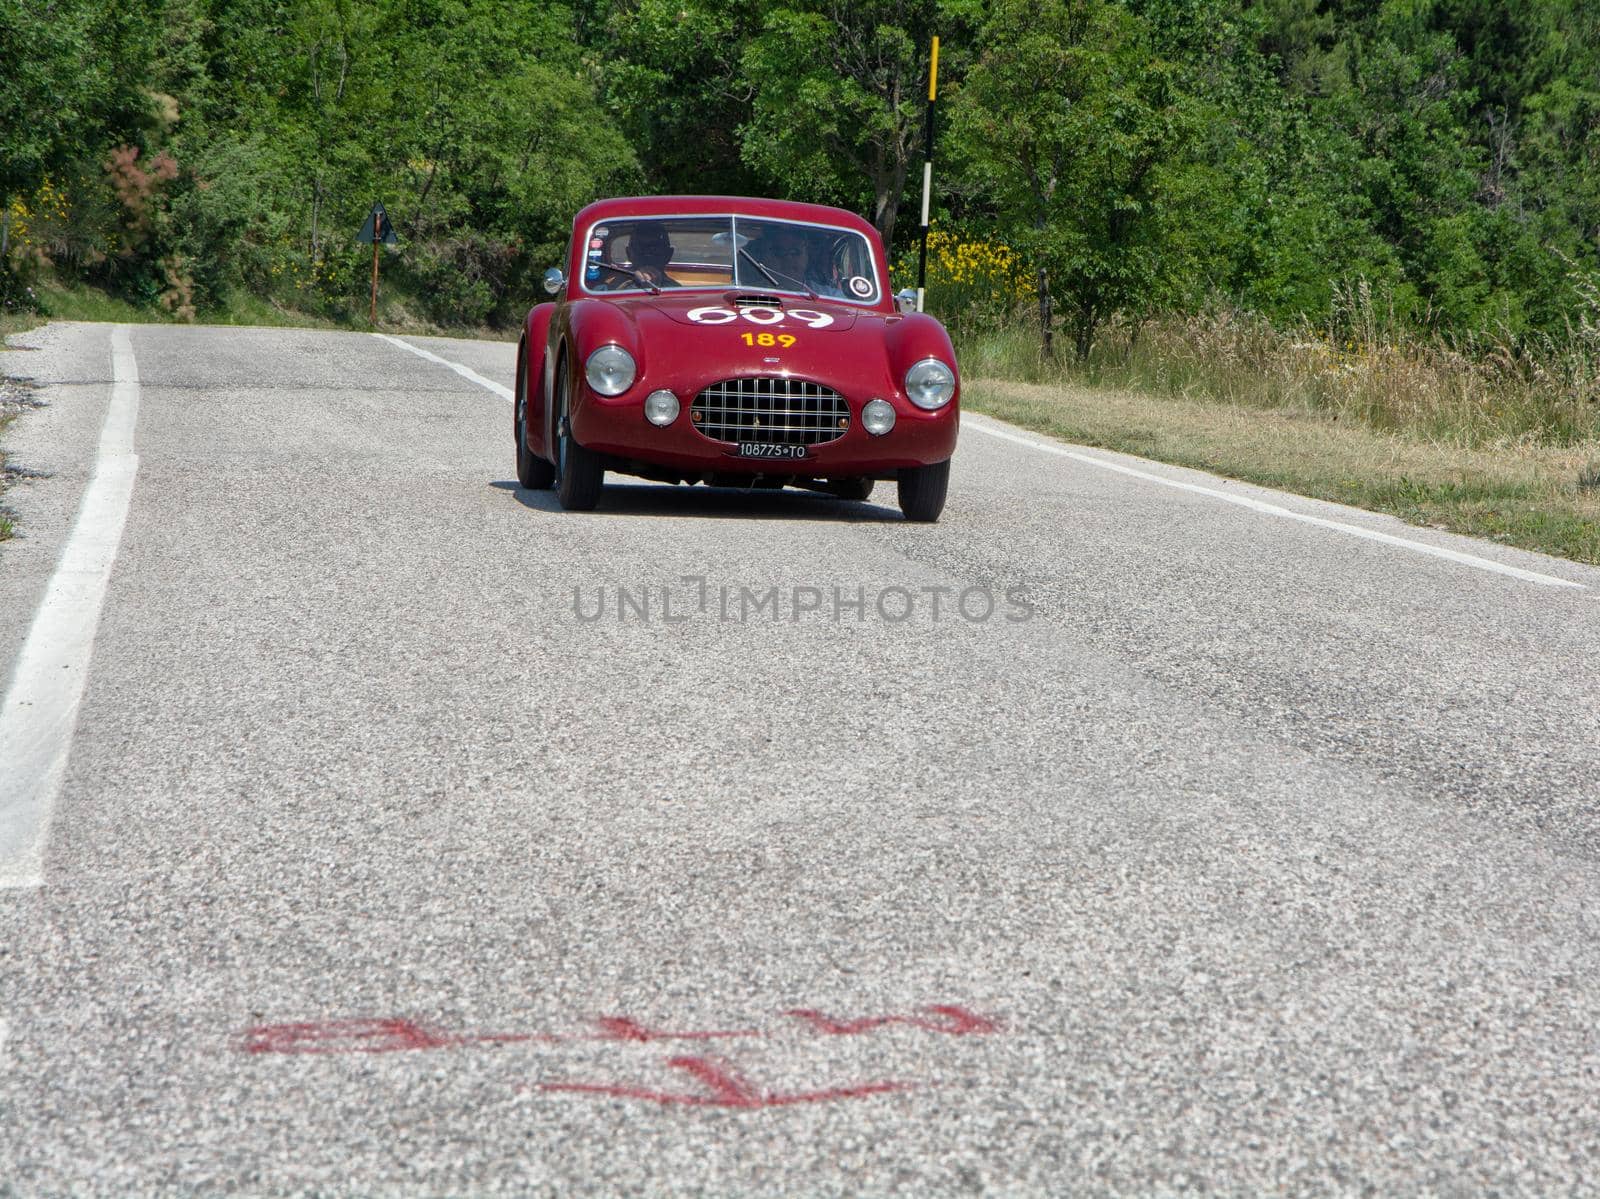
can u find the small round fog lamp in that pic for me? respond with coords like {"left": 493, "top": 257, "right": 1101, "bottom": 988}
{"left": 862, "top": 398, "right": 896, "bottom": 436}
{"left": 644, "top": 389, "right": 680, "bottom": 427}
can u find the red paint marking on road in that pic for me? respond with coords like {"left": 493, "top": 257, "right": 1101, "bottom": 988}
{"left": 539, "top": 1055, "right": 914, "bottom": 1108}
{"left": 237, "top": 1004, "right": 999, "bottom": 1055}
{"left": 784, "top": 1005, "right": 999, "bottom": 1037}
{"left": 238, "top": 1018, "right": 549, "bottom": 1055}
{"left": 591, "top": 1017, "right": 758, "bottom": 1043}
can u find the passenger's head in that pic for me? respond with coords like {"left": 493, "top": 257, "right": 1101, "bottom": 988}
{"left": 629, "top": 223, "right": 673, "bottom": 269}
{"left": 759, "top": 228, "right": 810, "bottom": 276}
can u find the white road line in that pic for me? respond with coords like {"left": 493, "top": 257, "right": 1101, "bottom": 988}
{"left": 962, "top": 414, "right": 1586, "bottom": 591}
{"left": 0, "top": 328, "right": 142, "bottom": 888}
{"left": 373, "top": 332, "right": 512, "bottom": 401}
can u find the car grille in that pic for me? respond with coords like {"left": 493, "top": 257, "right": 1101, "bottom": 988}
{"left": 691, "top": 377, "right": 850, "bottom": 446}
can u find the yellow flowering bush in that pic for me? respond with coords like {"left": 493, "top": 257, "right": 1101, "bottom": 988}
{"left": 5, "top": 179, "right": 73, "bottom": 261}
{"left": 896, "top": 230, "right": 1032, "bottom": 327}
{"left": 2, "top": 181, "right": 73, "bottom": 310}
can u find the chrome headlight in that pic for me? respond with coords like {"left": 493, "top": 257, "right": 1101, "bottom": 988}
{"left": 904, "top": 357, "right": 956, "bottom": 410}
{"left": 585, "top": 345, "right": 636, "bottom": 396}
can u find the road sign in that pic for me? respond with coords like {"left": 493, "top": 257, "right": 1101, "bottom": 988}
{"left": 358, "top": 201, "right": 399, "bottom": 323}
{"left": 357, "top": 201, "right": 398, "bottom": 246}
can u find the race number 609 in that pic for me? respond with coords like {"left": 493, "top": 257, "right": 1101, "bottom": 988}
{"left": 686, "top": 306, "right": 834, "bottom": 329}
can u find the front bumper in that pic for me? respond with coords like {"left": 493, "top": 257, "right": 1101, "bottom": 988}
{"left": 570, "top": 380, "right": 959, "bottom": 477}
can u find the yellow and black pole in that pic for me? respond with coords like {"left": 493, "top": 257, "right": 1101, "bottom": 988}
{"left": 915, "top": 36, "right": 940, "bottom": 314}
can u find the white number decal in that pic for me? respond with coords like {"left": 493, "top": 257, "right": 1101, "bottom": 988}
{"left": 684, "top": 306, "right": 835, "bottom": 330}
{"left": 786, "top": 309, "right": 835, "bottom": 329}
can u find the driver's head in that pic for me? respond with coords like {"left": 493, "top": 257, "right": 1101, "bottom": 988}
{"left": 762, "top": 229, "right": 810, "bottom": 273}
{"left": 629, "top": 223, "right": 672, "bottom": 269}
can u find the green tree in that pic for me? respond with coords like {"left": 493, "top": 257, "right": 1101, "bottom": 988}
{"left": 951, "top": 0, "right": 1200, "bottom": 358}
{"left": 0, "top": 0, "right": 160, "bottom": 258}
{"left": 593, "top": 0, "right": 762, "bottom": 196}
{"left": 740, "top": 0, "right": 976, "bottom": 245}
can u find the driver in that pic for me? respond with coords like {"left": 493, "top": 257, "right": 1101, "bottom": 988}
{"left": 747, "top": 226, "right": 841, "bottom": 297}
{"left": 626, "top": 223, "right": 680, "bottom": 287}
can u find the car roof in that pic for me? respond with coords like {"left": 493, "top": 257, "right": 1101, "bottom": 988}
{"left": 573, "top": 196, "right": 880, "bottom": 242}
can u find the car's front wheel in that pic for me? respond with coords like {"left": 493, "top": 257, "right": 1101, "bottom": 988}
{"left": 554, "top": 363, "right": 604, "bottom": 511}
{"left": 514, "top": 348, "right": 555, "bottom": 490}
{"left": 897, "top": 459, "right": 950, "bottom": 522}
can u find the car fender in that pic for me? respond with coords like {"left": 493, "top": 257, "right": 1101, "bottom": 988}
{"left": 883, "top": 313, "right": 961, "bottom": 412}
{"left": 521, "top": 302, "right": 557, "bottom": 459}
{"left": 555, "top": 299, "right": 646, "bottom": 446}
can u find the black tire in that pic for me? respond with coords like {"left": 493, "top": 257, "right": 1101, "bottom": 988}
{"left": 554, "top": 362, "right": 604, "bottom": 511}
{"left": 897, "top": 459, "right": 950, "bottom": 522}
{"left": 823, "top": 477, "right": 875, "bottom": 502}
{"left": 515, "top": 347, "right": 556, "bottom": 490}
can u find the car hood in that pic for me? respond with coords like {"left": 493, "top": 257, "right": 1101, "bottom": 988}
{"left": 567, "top": 290, "right": 954, "bottom": 397}
{"left": 622, "top": 292, "right": 864, "bottom": 332}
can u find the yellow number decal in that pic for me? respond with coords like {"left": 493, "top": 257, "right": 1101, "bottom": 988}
{"left": 739, "top": 332, "right": 800, "bottom": 348}
{"left": 778, "top": 334, "right": 797, "bottom": 348}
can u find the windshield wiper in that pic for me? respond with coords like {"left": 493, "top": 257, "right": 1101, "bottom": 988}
{"left": 593, "top": 261, "right": 661, "bottom": 295}
{"left": 737, "top": 248, "right": 817, "bottom": 300}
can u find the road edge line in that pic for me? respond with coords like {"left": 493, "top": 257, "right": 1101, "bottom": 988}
{"left": 0, "top": 326, "right": 142, "bottom": 888}
{"left": 372, "top": 332, "right": 512, "bottom": 401}
{"left": 961, "top": 414, "right": 1585, "bottom": 591}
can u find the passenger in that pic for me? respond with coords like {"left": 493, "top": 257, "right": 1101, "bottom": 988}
{"left": 626, "top": 223, "right": 680, "bottom": 288}
{"left": 745, "top": 227, "right": 841, "bottom": 297}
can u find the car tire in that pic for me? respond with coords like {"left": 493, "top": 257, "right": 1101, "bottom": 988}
{"left": 554, "top": 363, "right": 604, "bottom": 511}
{"left": 897, "top": 459, "right": 950, "bottom": 522}
{"left": 515, "top": 349, "right": 556, "bottom": 490}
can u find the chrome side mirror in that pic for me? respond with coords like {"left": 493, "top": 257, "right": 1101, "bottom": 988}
{"left": 543, "top": 267, "right": 566, "bottom": 295}
{"left": 894, "top": 287, "right": 918, "bottom": 314}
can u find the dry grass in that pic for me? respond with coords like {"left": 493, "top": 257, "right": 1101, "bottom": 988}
{"left": 965, "top": 375, "right": 1600, "bottom": 565}
{"left": 955, "top": 281, "right": 1600, "bottom": 565}
{"left": 961, "top": 296, "right": 1600, "bottom": 450}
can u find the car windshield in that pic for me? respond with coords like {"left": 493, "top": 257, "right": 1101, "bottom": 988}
{"left": 579, "top": 215, "right": 880, "bottom": 304}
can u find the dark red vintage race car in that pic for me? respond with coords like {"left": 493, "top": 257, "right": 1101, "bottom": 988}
{"left": 514, "top": 196, "right": 959, "bottom": 521}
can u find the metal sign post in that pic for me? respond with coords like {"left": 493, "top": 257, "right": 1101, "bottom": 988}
{"left": 915, "top": 36, "right": 940, "bottom": 314}
{"left": 356, "top": 201, "right": 399, "bottom": 324}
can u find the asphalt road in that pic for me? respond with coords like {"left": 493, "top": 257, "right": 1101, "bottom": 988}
{"left": 1, "top": 321, "right": 1597, "bottom": 1196}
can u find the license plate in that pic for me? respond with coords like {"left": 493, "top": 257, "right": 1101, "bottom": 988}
{"left": 736, "top": 443, "right": 808, "bottom": 460}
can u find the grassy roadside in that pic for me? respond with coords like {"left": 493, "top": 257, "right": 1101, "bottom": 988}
{"left": 0, "top": 310, "right": 41, "bottom": 541}
{"left": 965, "top": 375, "right": 1600, "bottom": 565}
{"left": 3, "top": 276, "right": 515, "bottom": 339}
{"left": 0, "top": 394, "right": 32, "bottom": 543}
{"left": 0, "top": 414, "right": 13, "bottom": 541}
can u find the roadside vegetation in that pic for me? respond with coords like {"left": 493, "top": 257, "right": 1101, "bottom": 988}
{"left": 965, "top": 376, "right": 1600, "bottom": 564}
{"left": 929, "top": 235, "right": 1600, "bottom": 563}
{"left": 3, "top": 0, "right": 1599, "bottom": 560}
